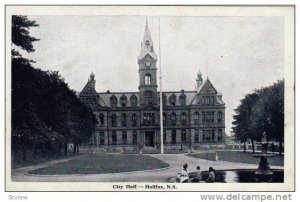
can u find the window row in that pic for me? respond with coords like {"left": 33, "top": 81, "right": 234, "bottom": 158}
{"left": 193, "top": 111, "right": 223, "bottom": 124}
{"left": 110, "top": 94, "right": 138, "bottom": 107}
{"left": 97, "top": 129, "right": 223, "bottom": 145}
{"left": 98, "top": 111, "right": 223, "bottom": 126}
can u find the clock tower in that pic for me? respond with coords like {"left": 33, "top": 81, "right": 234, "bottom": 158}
{"left": 138, "top": 18, "right": 158, "bottom": 106}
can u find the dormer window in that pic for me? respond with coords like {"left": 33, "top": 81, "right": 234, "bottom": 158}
{"left": 179, "top": 92, "right": 186, "bottom": 106}
{"left": 120, "top": 95, "right": 127, "bottom": 107}
{"left": 169, "top": 94, "right": 177, "bottom": 106}
{"left": 130, "top": 94, "right": 138, "bottom": 107}
{"left": 145, "top": 74, "right": 151, "bottom": 85}
{"left": 110, "top": 95, "right": 117, "bottom": 107}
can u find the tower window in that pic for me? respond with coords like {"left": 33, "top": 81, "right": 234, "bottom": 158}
{"left": 145, "top": 74, "right": 151, "bottom": 85}
{"left": 144, "top": 91, "right": 153, "bottom": 104}
{"left": 145, "top": 40, "right": 150, "bottom": 48}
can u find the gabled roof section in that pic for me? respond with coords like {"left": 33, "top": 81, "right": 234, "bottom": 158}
{"left": 198, "top": 79, "right": 218, "bottom": 94}
{"left": 79, "top": 80, "right": 98, "bottom": 97}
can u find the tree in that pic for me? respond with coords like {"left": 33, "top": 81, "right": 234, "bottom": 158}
{"left": 11, "top": 16, "right": 97, "bottom": 163}
{"left": 232, "top": 80, "right": 284, "bottom": 155}
{"left": 232, "top": 93, "right": 259, "bottom": 153}
{"left": 12, "top": 15, "right": 39, "bottom": 55}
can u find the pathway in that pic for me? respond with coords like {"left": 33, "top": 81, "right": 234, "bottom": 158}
{"left": 11, "top": 153, "right": 283, "bottom": 182}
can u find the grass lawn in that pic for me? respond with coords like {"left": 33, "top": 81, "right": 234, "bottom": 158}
{"left": 28, "top": 154, "right": 170, "bottom": 175}
{"left": 188, "top": 151, "right": 284, "bottom": 166}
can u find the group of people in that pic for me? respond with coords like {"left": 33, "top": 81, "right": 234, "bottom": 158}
{"left": 178, "top": 163, "right": 216, "bottom": 183}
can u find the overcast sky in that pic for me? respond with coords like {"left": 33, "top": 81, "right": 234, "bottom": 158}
{"left": 23, "top": 15, "right": 284, "bottom": 135}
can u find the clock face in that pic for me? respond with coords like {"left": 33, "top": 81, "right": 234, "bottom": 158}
{"left": 145, "top": 61, "right": 151, "bottom": 67}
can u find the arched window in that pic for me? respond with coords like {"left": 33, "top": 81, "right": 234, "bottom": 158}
{"left": 99, "top": 114, "right": 104, "bottom": 126}
{"left": 110, "top": 95, "right": 117, "bottom": 107}
{"left": 144, "top": 91, "right": 153, "bottom": 104}
{"left": 145, "top": 74, "right": 151, "bottom": 85}
{"left": 111, "top": 114, "right": 117, "bottom": 127}
{"left": 130, "top": 94, "right": 138, "bottom": 107}
{"left": 120, "top": 95, "right": 127, "bottom": 107}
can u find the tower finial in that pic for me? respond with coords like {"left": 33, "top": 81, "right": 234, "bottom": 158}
{"left": 196, "top": 70, "right": 203, "bottom": 89}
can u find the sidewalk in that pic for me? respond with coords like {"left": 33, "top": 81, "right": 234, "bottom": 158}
{"left": 11, "top": 153, "right": 284, "bottom": 182}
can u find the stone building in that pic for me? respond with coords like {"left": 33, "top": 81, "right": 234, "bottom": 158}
{"left": 79, "top": 20, "right": 226, "bottom": 150}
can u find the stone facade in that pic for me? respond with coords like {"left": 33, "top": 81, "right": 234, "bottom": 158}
{"left": 79, "top": 20, "right": 226, "bottom": 150}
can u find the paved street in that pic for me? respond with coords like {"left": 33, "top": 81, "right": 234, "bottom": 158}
{"left": 11, "top": 153, "right": 283, "bottom": 182}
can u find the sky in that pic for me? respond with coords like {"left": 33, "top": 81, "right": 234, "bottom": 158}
{"left": 22, "top": 15, "right": 284, "bottom": 135}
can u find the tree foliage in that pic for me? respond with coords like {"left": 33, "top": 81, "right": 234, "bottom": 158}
{"left": 11, "top": 15, "right": 97, "bottom": 162}
{"left": 232, "top": 80, "right": 284, "bottom": 155}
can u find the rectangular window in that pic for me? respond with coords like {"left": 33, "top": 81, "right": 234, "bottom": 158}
{"left": 181, "top": 113, "right": 187, "bottom": 125}
{"left": 206, "top": 130, "right": 211, "bottom": 141}
{"left": 194, "top": 113, "right": 199, "bottom": 124}
{"left": 181, "top": 130, "right": 187, "bottom": 143}
{"left": 163, "top": 130, "right": 166, "bottom": 143}
{"left": 122, "top": 131, "right": 127, "bottom": 144}
{"left": 122, "top": 114, "right": 127, "bottom": 126}
{"left": 132, "top": 131, "right": 137, "bottom": 144}
{"left": 211, "top": 112, "right": 214, "bottom": 123}
{"left": 171, "top": 113, "right": 176, "bottom": 125}
{"left": 132, "top": 113, "right": 137, "bottom": 126}
{"left": 163, "top": 113, "right": 167, "bottom": 125}
{"left": 218, "top": 111, "right": 222, "bottom": 123}
{"left": 143, "top": 113, "right": 155, "bottom": 125}
{"left": 212, "top": 130, "right": 215, "bottom": 141}
{"left": 112, "top": 131, "right": 117, "bottom": 145}
{"left": 172, "top": 130, "right": 176, "bottom": 144}
{"left": 100, "top": 132, "right": 105, "bottom": 145}
{"left": 218, "top": 129, "right": 222, "bottom": 141}
{"left": 194, "top": 129, "right": 199, "bottom": 143}
{"left": 202, "top": 112, "right": 206, "bottom": 123}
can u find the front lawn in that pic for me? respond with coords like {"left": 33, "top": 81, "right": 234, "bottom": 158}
{"left": 188, "top": 151, "right": 284, "bottom": 166}
{"left": 28, "top": 154, "right": 170, "bottom": 175}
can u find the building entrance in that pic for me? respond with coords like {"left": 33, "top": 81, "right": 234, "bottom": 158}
{"left": 145, "top": 131, "right": 155, "bottom": 147}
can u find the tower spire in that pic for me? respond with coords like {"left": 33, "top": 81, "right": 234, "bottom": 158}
{"left": 139, "top": 17, "right": 157, "bottom": 60}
